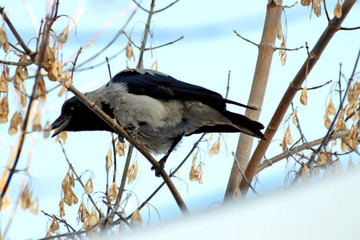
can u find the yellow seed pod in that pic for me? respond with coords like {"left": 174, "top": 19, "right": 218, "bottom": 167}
{"left": 106, "top": 149, "right": 112, "bottom": 169}
{"left": 50, "top": 216, "right": 59, "bottom": 233}
{"left": 59, "top": 199, "right": 65, "bottom": 217}
{"left": 130, "top": 209, "right": 143, "bottom": 226}
{"left": 0, "top": 72, "right": 8, "bottom": 93}
{"left": 57, "top": 27, "right": 69, "bottom": 44}
{"left": 326, "top": 99, "right": 336, "bottom": 116}
{"left": 209, "top": 135, "right": 220, "bottom": 157}
{"left": 300, "top": 87, "right": 307, "bottom": 106}
{"left": 333, "top": 0, "right": 342, "bottom": 18}
{"left": 84, "top": 178, "right": 93, "bottom": 195}
{"left": 0, "top": 95, "right": 9, "bottom": 124}
{"left": 108, "top": 182, "right": 118, "bottom": 202}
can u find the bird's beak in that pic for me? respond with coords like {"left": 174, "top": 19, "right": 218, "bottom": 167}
{"left": 50, "top": 115, "right": 71, "bottom": 137}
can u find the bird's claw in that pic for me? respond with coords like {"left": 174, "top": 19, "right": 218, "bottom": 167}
{"left": 151, "top": 159, "right": 165, "bottom": 177}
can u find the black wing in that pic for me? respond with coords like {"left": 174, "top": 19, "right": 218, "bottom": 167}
{"left": 111, "top": 69, "right": 254, "bottom": 111}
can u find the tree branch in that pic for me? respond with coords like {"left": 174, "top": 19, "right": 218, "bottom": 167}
{"left": 224, "top": 0, "right": 283, "bottom": 200}
{"left": 238, "top": 0, "right": 357, "bottom": 196}
{"left": 67, "top": 85, "right": 189, "bottom": 214}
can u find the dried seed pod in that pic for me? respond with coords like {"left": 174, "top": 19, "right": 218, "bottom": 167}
{"left": 32, "top": 107, "right": 42, "bottom": 132}
{"left": 83, "top": 209, "right": 98, "bottom": 230}
{"left": 0, "top": 24, "right": 9, "bottom": 53}
{"left": 8, "top": 112, "right": 22, "bottom": 135}
{"left": 127, "top": 161, "right": 138, "bottom": 184}
{"left": 59, "top": 199, "right": 65, "bottom": 217}
{"left": 301, "top": 0, "right": 310, "bottom": 6}
{"left": 49, "top": 216, "right": 59, "bottom": 233}
{"left": 189, "top": 163, "right": 203, "bottom": 184}
{"left": 0, "top": 72, "right": 8, "bottom": 93}
{"left": 333, "top": 0, "right": 342, "bottom": 18}
{"left": 324, "top": 112, "right": 331, "bottom": 129}
{"left": 300, "top": 87, "right": 308, "bottom": 106}
{"left": 57, "top": 27, "right": 69, "bottom": 44}
{"left": 335, "top": 108, "right": 346, "bottom": 132}
{"left": 107, "top": 182, "right": 118, "bottom": 201}
{"left": 34, "top": 75, "right": 47, "bottom": 101}
{"left": 21, "top": 184, "right": 32, "bottom": 210}
{"left": 48, "top": 59, "right": 63, "bottom": 81}
{"left": 36, "top": 44, "right": 55, "bottom": 69}
{"left": 30, "top": 197, "right": 39, "bottom": 215}
{"left": 326, "top": 98, "right": 336, "bottom": 116}
{"left": 115, "top": 140, "right": 126, "bottom": 156}
{"left": 106, "top": 149, "right": 112, "bottom": 169}
{"left": 150, "top": 60, "right": 158, "bottom": 71}
{"left": 126, "top": 39, "right": 135, "bottom": 62}
{"left": 55, "top": 131, "right": 67, "bottom": 144}
{"left": 300, "top": 164, "right": 311, "bottom": 182}
{"left": 130, "top": 210, "right": 143, "bottom": 226}
{"left": 43, "top": 121, "right": 51, "bottom": 138}
{"left": 291, "top": 110, "right": 297, "bottom": 126}
{"left": 62, "top": 70, "right": 72, "bottom": 88}
{"left": 78, "top": 201, "right": 89, "bottom": 223}
{"left": 84, "top": 178, "right": 93, "bottom": 195}
{"left": 279, "top": 36, "right": 287, "bottom": 66}
{"left": 0, "top": 95, "right": 9, "bottom": 124}
{"left": 209, "top": 135, "right": 220, "bottom": 157}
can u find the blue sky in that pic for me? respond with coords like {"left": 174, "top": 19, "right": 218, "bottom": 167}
{"left": 1, "top": 0, "right": 360, "bottom": 239}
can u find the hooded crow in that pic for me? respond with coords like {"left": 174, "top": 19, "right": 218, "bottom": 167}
{"left": 51, "top": 69, "right": 265, "bottom": 176}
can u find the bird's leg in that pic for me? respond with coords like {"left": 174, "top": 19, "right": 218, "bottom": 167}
{"left": 152, "top": 135, "right": 183, "bottom": 177}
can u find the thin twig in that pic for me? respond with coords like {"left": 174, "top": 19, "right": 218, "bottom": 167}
{"left": 154, "top": 0, "right": 180, "bottom": 14}
{"left": 298, "top": 80, "right": 332, "bottom": 91}
{"left": 0, "top": 7, "right": 35, "bottom": 57}
{"left": 233, "top": 30, "right": 304, "bottom": 52}
{"left": 0, "top": 59, "right": 34, "bottom": 66}
{"left": 137, "top": 0, "right": 155, "bottom": 68}
{"left": 145, "top": 36, "right": 183, "bottom": 51}
{"left": 225, "top": 70, "right": 231, "bottom": 99}
{"left": 74, "top": 7, "right": 138, "bottom": 70}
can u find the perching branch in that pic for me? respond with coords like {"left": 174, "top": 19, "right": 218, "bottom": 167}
{"left": 67, "top": 85, "right": 189, "bottom": 214}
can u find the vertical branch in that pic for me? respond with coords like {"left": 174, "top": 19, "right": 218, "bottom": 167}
{"left": 224, "top": 0, "right": 283, "bottom": 200}
{"left": 238, "top": 0, "right": 357, "bottom": 196}
{"left": 137, "top": 0, "right": 155, "bottom": 69}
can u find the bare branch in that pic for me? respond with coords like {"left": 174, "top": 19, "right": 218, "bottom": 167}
{"left": 257, "top": 130, "right": 350, "bottom": 173}
{"left": 234, "top": 30, "right": 304, "bottom": 52}
{"left": 137, "top": 0, "right": 155, "bottom": 68}
{"left": 0, "top": 7, "right": 35, "bottom": 57}
{"left": 238, "top": 0, "right": 358, "bottom": 197}
{"left": 154, "top": 0, "right": 180, "bottom": 14}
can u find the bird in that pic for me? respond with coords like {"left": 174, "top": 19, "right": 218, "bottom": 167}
{"left": 51, "top": 68, "right": 265, "bottom": 176}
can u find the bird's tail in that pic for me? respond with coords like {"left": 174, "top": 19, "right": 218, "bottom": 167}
{"left": 222, "top": 111, "right": 265, "bottom": 140}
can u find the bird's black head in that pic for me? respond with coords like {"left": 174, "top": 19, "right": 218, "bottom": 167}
{"left": 51, "top": 96, "right": 114, "bottom": 137}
